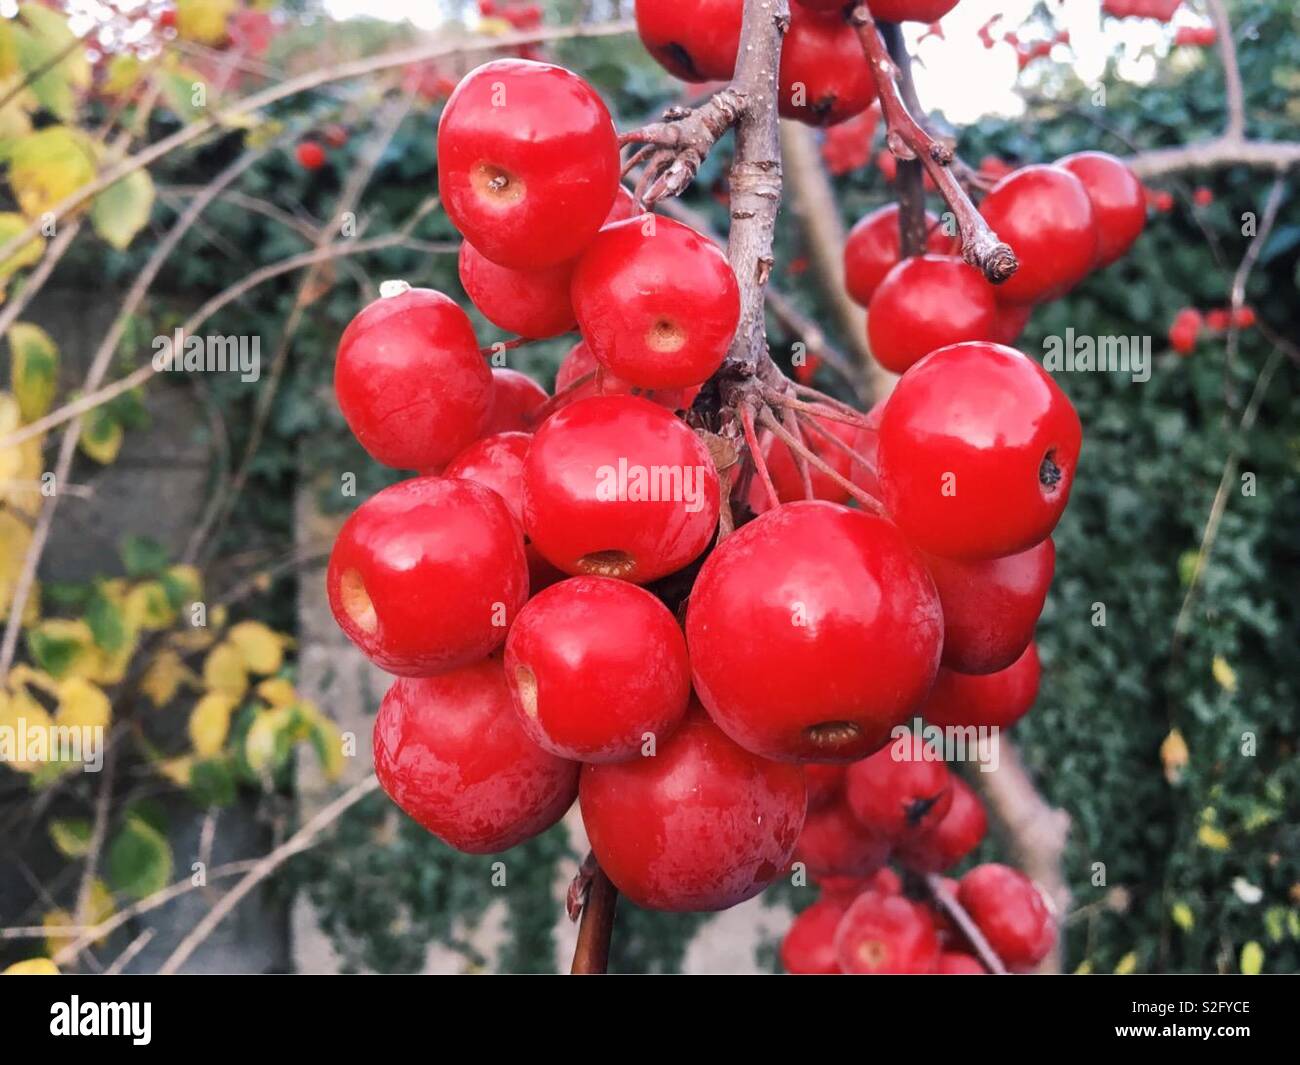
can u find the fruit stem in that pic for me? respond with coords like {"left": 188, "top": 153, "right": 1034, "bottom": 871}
{"left": 758, "top": 406, "right": 887, "bottom": 517}
{"left": 569, "top": 855, "right": 619, "bottom": 974}
{"left": 849, "top": 6, "right": 1019, "bottom": 285}
{"left": 923, "top": 873, "right": 1010, "bottom": 976}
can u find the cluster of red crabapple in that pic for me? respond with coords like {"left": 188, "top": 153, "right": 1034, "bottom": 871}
{"left": 323, "top": 0, "right": 1151, "bottom": 974}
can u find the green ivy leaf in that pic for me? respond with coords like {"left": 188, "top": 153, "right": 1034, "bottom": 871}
{"left": 107, "top": 815, "right": 173, "bottom": 900}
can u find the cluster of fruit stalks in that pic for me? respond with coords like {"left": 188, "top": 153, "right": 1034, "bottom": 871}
{"left": 323, "top": 0, "right": 1148, "bottom": 973}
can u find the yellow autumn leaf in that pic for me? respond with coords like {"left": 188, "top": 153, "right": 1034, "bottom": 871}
{"left": 2, "top": 958, "right": 59, "bottom": 975}
{"left": 1240, "top": 941, "right": 1263, "bottom": 975}
{"left": 6, "top": 125, "right": 96, "bottom": 219}
{"left": 245, "top": 705, "right": 293, "bottom": 775}
{"left": 255, "top": 676, "right": 297, "bottom": 708}
{"left": 78, "top": 406, "right": 122, "bottom": 465}
{"left": 0, "top": 687, "right": 52, "bottom": 772}
{"left": 169, "top": 625, "right": 217, "bottom": 654}
{"left": 7, "top": 322, "right": 58, "bottom": 422}
{"left": 0, "top": 212, "right": 45, "bottom": 279}
{"left": 157, "top": 754, "right": 194, "bottom": 787}
{"left": 188, "top": 691, "right": 237, "bottom": 756}
{"left": 227, "top": 620, "right": 285, "bottom": 675}
{"left": 1073, "top": 959, "right": 1093, "bottom": 975}
{"left": 1160, "top": 728, "right": 1188, "bottom": 785}
{"left": 1211, "top": 655, "right": 1237, "bottom": 692}
{"left": 175, "top": 0, "right": 237, "bottom": 45}
{"left": 124, "top": 580, "right": 175, "bottom": 630}
{"left": 1171, "top": 901, "right": 1195, "bottom": 931}
{"left": 0, "top": 18, "right": 18, "bottom": 79}
{"left": 163, "top": 563, "right": 202, "bottom": 607}
{"left": 141, "top": 648, "right": 195, "bottom": 708}
{"left": 24, "top": 617, "right": 96, "bottom": 679}
{"left": 0, "top": 510, "right": 33, "bottom": 614}
{"left": 202, "top": 641, "right": 247, "bottom": 698}
{"left": 300, "top": 701, "right": 344, "bottom": 781}
{"left": 82, "top": 636, "right": 137, "bottom": 687}
{"left": 102, "top": 53, "right": 142, "bottom": 96}
{"left": 43, "top": 879, "right": 113, "bottom": 953}
{"left": 55, "top": 676, "right": 111, "bottom": 731}
{"left": 1198, "top": 823, "right": 1231, "bottom": 851}
{"left": 1113, "top": 952, "right": 1138, "bottom": 975}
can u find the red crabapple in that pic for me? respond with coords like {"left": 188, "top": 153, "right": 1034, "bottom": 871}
{"left": 896, "top": 775, "right": 987, "bottom": 873}
{"left": 443, "top": 431, "right": 531, "bottom": 523}
{"left": 457, "top": 240, "right": 576, "bottom": 339}
{"left": 806, "top": 764, "right": 847, "bottom": 811}
{"left": 634, "top": 0, "right": 742, "bottom": 81}
{"left": 373, "top": 658, "right": 578, "bottom": 852}
{"left": 482, "top": 367, "right": 548, "bottom": 434}
{"left": 867, "top": 255, "right": 998, "bottom": 374}
{"left": 795, "top": 801, "right": 892, "bottom": 879}
{"left": 865, "top": 0, "right": 961, "bottom": 21}
{"left": 781, "top": 896, "right": 849, "bottom": 975}
{"left": 521, "top": 394, "right": 720, "bottom": 583}
{"left": 504, "top": 576, "right": 690, "bottom": 762}
{"left": 296, "top": 140, "right": 326, "bottom": 170}
{"left": 921, "top": 641, "right": 1042, "bottom": 730}
{"left": 579, "top": 706, "right": 807, "bottom": 911}
{"left": 924, "top": 538, "right": 1054, "bottom": 674}
{"left": 326, "top": 477, "right": 527, "bottom": 676}
{"left": 979, "top": 165, "right": 1098, "bottom": 304}
{"left": 877, "top": 342, "right": 1082, "bottom": 560}
{"left": 554, "top": 340, "right": 700, "bottom": 412}
{"left": 437, "top": 59, "right": 619, "bottom": 268}
{"left": 834, "top": 891, "right": 942, "bottom": 974}
{"left": 1056, "top": 151, "right": 1146, "bottom": 268}
{"left": 779, "top": 7, "right": 877, "bottom": 127}
{"left": 935, "top": 952, "right": 986, "bottom": 974}
{"left": 334, "top": 285, "right": 492, "bottom": 471}
{"left": 844, "top": 204, "right": 951, "bottom": 307}
{"left": 957, "top": 863, "right": 1056, "bottom": 969}
{"left": 571, "top": 216, "right": 740, "bottom": 390}
{"left": 686, "top": 501, "right": 943, "bottom": 763}
{"left": 844, "top": 739, "right": 953, "bottom": 843}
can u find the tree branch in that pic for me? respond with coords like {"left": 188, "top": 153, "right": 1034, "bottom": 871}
{"left": 568, "top": 853, "right": 618, "bottom": 974}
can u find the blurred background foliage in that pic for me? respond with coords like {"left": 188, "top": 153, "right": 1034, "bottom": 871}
{"left": 4, "top": 0, "right": 1297, "bottom": 973}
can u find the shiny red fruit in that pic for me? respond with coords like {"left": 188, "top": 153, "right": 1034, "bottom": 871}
{"left": 844, "top": 204, "right": 951, "bottom": 307}
{"left": 579, "top": 707, "right": 807, "bottom": 911}
{"left": 604, "top": 184, "right": 639, "bottom": 225}
{"left": 504, "top": 576, "right": 690, "bottom": 762}
{"left": 1205, "top": 307, "right": 1230, "bottom": 331}
{"left": 844, "top": 739, "right": 953, "bottom": 843}
{"left": 757, "top": 414, "right": 859, "bottom": 506}
{"left": 634, "top": 0, "right": 742, "bottom": 81}
{"left": 686, "top": 501, "right": 943, "bottom": 763}
{"left": 878, "top": 342, "right": 1082, "bottom": 560}
{"left": 779, "top": 8, "right": 877, "bottom": 127}
{"left": 458, "top": 241, "right": 576, "bottom": 339}
{"left": 443, "top": 431, "right": 530, "bottom": 522}
{"left": 327, "top": 477, "right": 528, "bottom": 676}
{"left": 554, "top": 340, "right": 700, "bottom": 412}
{"left": 991, "top": 301, "right": 1033, "bottom": 346}
{"left": 1056, "top": 151, "right": 1146, "bottom": 268}
{"left": 334, "top": 286, "right": 491, "bottom": 471}
{"left": 817, "top": 865, "right": 902, "bottom": 902}
{"left": 867, "top": 255, "right": 998, "bottom": 374}
{"left": 373, "top": 659, "right": 578, "bottom": 852}
{"left": 925, "top": 538, "right": 1054, "bottom": 674}
{"left": 437, "top": 59, "right": 619, "bottom": 268}
{"left": 571, "top": 216, "right": 740, "bottom": 389}
{"left": 781, "top": 897, "right": 848, "bottom": 975}
{"left": 795, "top": 801, "right": 891, "bottom": 879}
{"left": 806, "top": 764, "right": 847, "bottom": 811}
{"left": 979, "top": 165, "right": 1097, "bottom": 304}
{"left": 866, "top": 0, "right": 960, "bottom": 21}
{"left": 935, "top": 951, "right": 986, "bottom": 974}
{"left": 896, "top": 776, "right": 987, "bottom": 873}
{"left": 295, "top": 140, "right": 326, "bottom": 170}
{"left": 1169, "top": 307, "right": 1202, "bottom": 354}
{"left": 958, "top": 863, "right": 1056, "bottom": 969}
{"left": 921, "top": 641, "right": 1041, "bottom": 729}
{"left": 834, "top": 891, "right": 942, "bottom": 974}
{"left": 521, "top": 395, "right": 720, "bottom": 583}
{"left": 1232, "top": 305, "right": 1256, "bottom": 328}
{"left": 482, "top": 367, "right": 547, "bottom": 434}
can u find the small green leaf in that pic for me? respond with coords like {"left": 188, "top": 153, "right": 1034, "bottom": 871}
{"left": 107, "top": 815, "right": 173, "bottom": 900}
{"left": 84, "top": 586, "right": 127, "bottom": 653}
{"left": 119, "top": 534, "right": 169, "bottom": 578}
{"left": 91, "top": 169, "right": 155, "bottom": 251}
{"left": 7, "top": 321, "right": 58, "bottom": 422}
{"left": 26, "top": 627, "right": 84, "bottom": 677}
{"left": 189, "top": 757, "right": 237, "bottom": 808}
{"left": 48, "top": 817, "right": 93, "bottom": 857}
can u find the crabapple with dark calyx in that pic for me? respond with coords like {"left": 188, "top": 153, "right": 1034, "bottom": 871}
{"left": 834, "top": 890, "right": 942, "bottom": 974}
{"left": 896, "top": 775, "right": 987, "bottom": 873}
{"left": 921, "top": 641, "right": 1041, "bottom": 729}
{"left": 957, "top": 862, "right": 1057, "bottom": 969}
{"left": 685, "top": 501, "right": 943, "bottom": 763}
{"left": 634, "top": 0, "right": 742, "bottom": 82}
{"left": 867, "top": 255, "right": 999, "bottom": 375}
{"left": 437, "top": 59, "right": 620, "bottom": 268}
{"left": 844, "top": 738, "right": 953, "bottom": 843}
{"left": 373, "top": 658, "right": 578, "bottom": 853}
{"left": 877, "top": 342, "right": 1082, "bottom": 560}
{"left": 924, "top": 537, "right": 1054, "bottom": 674}
{"left": 326, "top": 477, "right": 528, "bottom": 676}
{"left": 457, "top": 240, "right": 577, "bottom": 339}
{"left": 521, "top": 394, "right": 720, "bottom": 584}
{"left": 571, "top": 215, "right": 740, "bottom": 390}
{"left": 334, "top": 285, "right": 492, "bottom": 472}
{"left": 844, "top": 204, "right": 951, "bottom": 307}
{"left": 979, "top": 164, "right": 1097, "bottom": 305}
{"left": 779, "top": 7, "right": 878, "bottom": 128}
{"left": 504, "top": 576, "right": 690, "bottom": 763}
{"left": 579, "top": 706, "right": 807, "bottom": 911}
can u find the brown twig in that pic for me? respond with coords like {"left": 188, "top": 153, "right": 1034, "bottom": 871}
{"left": 621, "top": 91, "right": 747, "bottom": 206}
{"left": 757, "top": 406, "right": 885, "bottom": 516}
{"left": 924, "top": 873, "right": 1009, "bottom": 975}
{"left": 849, "top": 6, "right": 1017, "bottom": 285}
{"left": 569, "top": 854, "right": 618, "bottom": 974}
